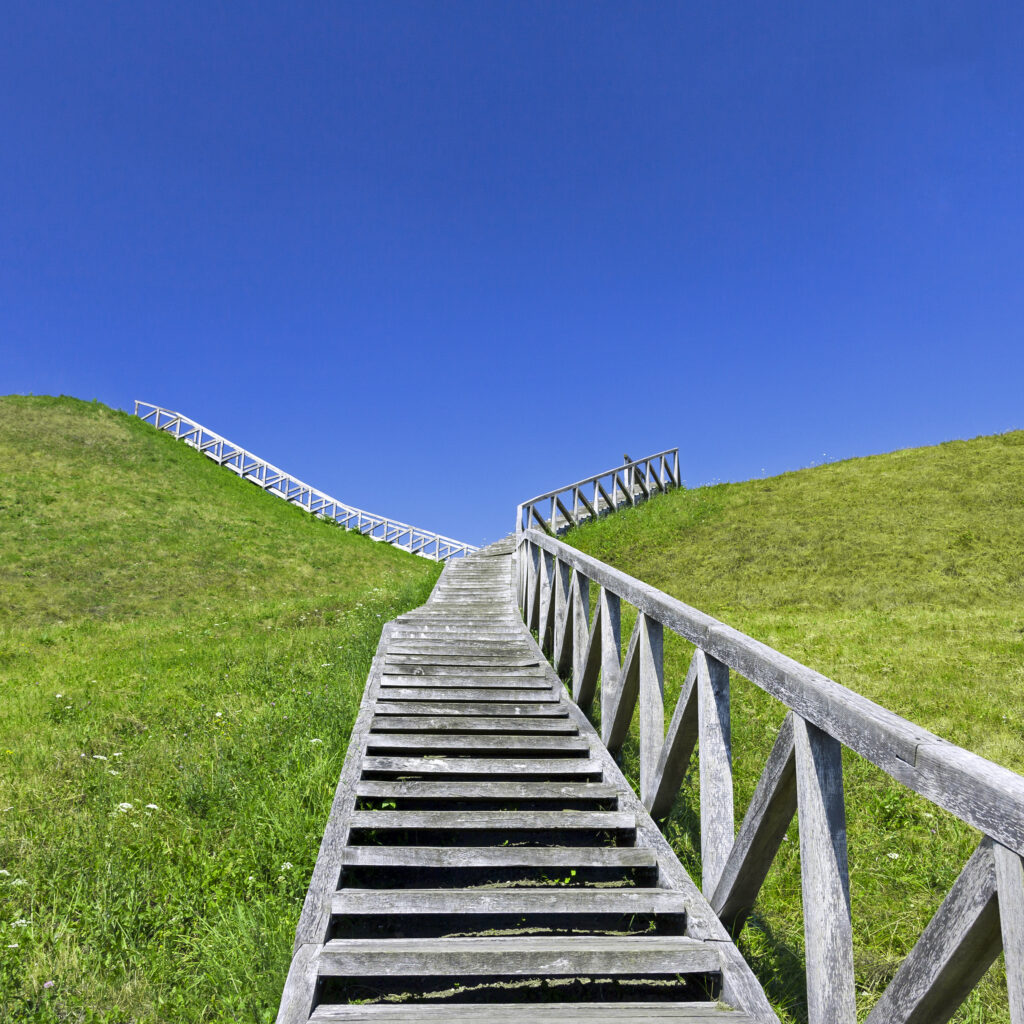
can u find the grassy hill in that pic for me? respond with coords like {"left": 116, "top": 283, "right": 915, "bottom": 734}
{"left": 0, "top": 396, "right": 441, "bottom": 1022}
{"left": 566, "top": 431, "right": 1024, "bottom": 1023}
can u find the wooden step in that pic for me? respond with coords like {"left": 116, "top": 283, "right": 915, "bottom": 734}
{"left": 368, "top": 715, "right": 579, "bottom": 734}
{"left": 330, "top": 887, "right": 687, "bottom": 917}
{"left": 360, "top": 756, "right": 604, "bottom": 779}
{"left": 364, "top": 734, "right": 590, "bottom": 756}
{"left": 310, "top": 1006, "right": 753, "bottom": 1022}
{"left": 316, "top": 934, "right": 719, "bottom": 977}
{"left": 376, "top": 687, "right": 559, "bottom": 702}
{"left": 354, "top": 781, "right": 616, "bottom": 803}
{"left": 339, "top": 846, "right": 657, "bottom": 870}
{"left": 372, "top": 700, "right": 568, "bottom": 716}
{"left": 347, "top": 810, "right": 634, "bottom": 835}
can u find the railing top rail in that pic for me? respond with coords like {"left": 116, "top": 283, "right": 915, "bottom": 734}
{"left": 520, "top": 526, "right": 1024, "bottom": 856}
{"left": 135, "top": 401, "right": 478, "bottom": 554}
{"left": 518, "top": 447, "right": 679, "bottom": 508}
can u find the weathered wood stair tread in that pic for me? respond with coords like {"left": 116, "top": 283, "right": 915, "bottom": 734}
{"left": 318, "top": 934, "right": 720, "bottom": 976}
{"left": 279, "top": 542, "right": 774, "bottom": 1023}
{"left": 309, "top": 1005, "right": 753, "bottom": 1022}
{"left": 373, "top": 700, "right": 568, "bottom": 715}
{"left": 330, "top": 887, "right": 688, "bottom": 915}
{"left": 360, "top": 755, "right": 605, "bottom": 778}
{"left": 338, "top": 846, "right": 657, "bottom": 869}
{"left": 347, "top": 809, "right": 634, "bottom": 831}
{"left": 354, "top": 780, "right": 617, "bottom": 801}
{"left": 368, "top": 715, "right": 579, "bottom": 733}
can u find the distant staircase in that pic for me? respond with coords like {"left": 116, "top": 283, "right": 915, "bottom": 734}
{"left": 134, "top": 401, "right": 477, "bottom": 561}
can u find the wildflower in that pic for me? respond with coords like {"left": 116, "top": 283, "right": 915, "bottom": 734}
{"left": 43, "top": 981, "right": 55, "bottom": 989}
{"left": 10, "top": 879, "right": 27, "bottom": 886}
{"left": 145, "top": 804, "right": 159, "bottom": 811}
{"left": 215, "top": 712, "right": 223, "bottom": 718}
{"left": 321, "top": 663, "right": 331, "bottom": 667}
{"left": 111, "top": 752, "right": 122, "bottom": 758}
{"left": 107, "top": 770, "right": 120, "bottom": 777}
{"left": 92, "top": 755, "right": 108, "bottom": 761}
{"left": 280, "top": 862, "right": 293, "bottom": 871}
{"left": 887, "top": 852, "right": 900, "bottom": 860}
{"left": 117, "top": 802, "right": 133, "bottom": 813}
{"left": 55, "top": 694, "right": 62, "bottom": 699}
{"left": 0, "top": 869, "right": 9, "bottom": 877}
{"left": 5, "top": 943, "right": 17, "bottom": 949}
{"left": 12, "top": 919, "right": 28, "bottom": 928}
{"left": 310, "top": 738, "right": 323, "bottom": 745}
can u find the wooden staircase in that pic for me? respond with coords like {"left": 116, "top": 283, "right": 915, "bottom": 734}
{"left": 279, "top": 539, "right": 776, "bottom": 1022}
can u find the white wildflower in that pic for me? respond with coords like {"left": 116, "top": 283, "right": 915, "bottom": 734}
{"left": 310, "top": 738, "right": 323, "bottom": 745}
{"left": 92, "top": 755, "right": 108, "bottom": 761}
{"left": 11, "top": 919, "right": 28, "bottom": 928}
{"left": 145, "top": 804, "right": 159, "bottom": 811}
{"left": 215, "top": 712, "right": 223, "bottom": 718}
{"left": 887, "top": 852, "right": 900, "bottom": 860}
{"left": 117, "top": 802, "right": 133, "bottom": 813}
{"left": 10, "top": 879, "right": 27, "bottom": 886}
{"left": 0, "top": 869, "right": 9, "bottom": 877}
{"left": 280, "top": 862, "right": 293, "bottom": 871}
{"left": 111, "top": 752, "right": 122, "bottom": 758}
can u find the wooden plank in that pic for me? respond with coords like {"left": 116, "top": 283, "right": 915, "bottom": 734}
{"left": 575, "top": 590, "right": 602, "bottom": 711}
{"left": 646, "top": 649, "right": 700, "bottom": 819}
{"left": 329, "top": 887, "right": 686, "bottom": 916}
{"left": 353, "top": 780, "right": 618, "bottom": 803}
{"left": 292, "top": 623, "right": 395, "bottom": 950}
{"left": 553, "top": 557, "right": 572, "bottom": 675}
{"left": 372, "top": 700, "right": 567, "bottom": 716}
{"left": 381, "top": 674, "right": 553, "bottom": 688}
{"left": 599, "top": 589, "right": 622, "bottom": 743}
{"left": 275, "top": 941, "right": 321, "bottom": 1024}
{"left": 385, "top": 654, "right": 542, "bottom": 667}
{"left": 711, "top": 712, "right": 797, "bottom": 933}
{"left": 364, "top": 733, "right": 591, "bottom": 755}
{"left": 339, "top": 846, "right": 658, "bottom": 869}
{"left": 539, "top": 549, "right": 555, "bottom": 655}
{"left": 638, "top": 615, "right": 665, "bottom": 806}
{"left": 317, "top": 934, "right": 720, "bottom": 977}
{"left": 369, "top": 715, "right": 579, "bottom": 734}
{"left": 865, "top": 838, "right": 1001, "bottom": 1024}
{"left": 360, "top": 755, "right": 604, "bottom": 778}
{"left": 699, "top": 653, "right": 733, "bottom": 899}
{"left": 994, "top": 842, "right": 1024, "bottom": 1024}
{"left": 376, "top": 687, "right": 558, "bottom": 702}
{"left": 347, "top": 810, "right": 635, "bottom": 832}
{"left": 310, "top": 1005, "right": 754, "bottom": 1022}
{"left": 793, "top": 715, "right": 855, "bottom": 1024}
{"left": 382, "top": 665, "right": 548, "bottom": 677}
{"left": 570, "top": 571, "right": 590, "bottom": 692}
{"left": 604, "top": 612, "right": 641, "bottom": 754}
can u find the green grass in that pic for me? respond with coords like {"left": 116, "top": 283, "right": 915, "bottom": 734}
{"left": 566, "top": 431, "right": 1024, "bottom": 1023}
{"left": 0, "top": 396, "right": 441, "bottom": 1022}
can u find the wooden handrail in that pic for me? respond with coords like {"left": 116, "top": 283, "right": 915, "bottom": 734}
{"left": 516, "top": 448, "right": 680, "bottom": 535}
{"left": 516, "top": 527, "right": 1024, "bottom": 1024}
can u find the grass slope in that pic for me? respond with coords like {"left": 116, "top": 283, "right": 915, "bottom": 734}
{"left": 567, "top": 431, "right": 1024, "bottom": 1023}
{"left": 0, "top": 396, "right": 441, "bottom": 1022}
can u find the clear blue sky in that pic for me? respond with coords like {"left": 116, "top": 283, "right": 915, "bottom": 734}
{"left": 3, "top": 3, "right": 1022, "bottom": 546}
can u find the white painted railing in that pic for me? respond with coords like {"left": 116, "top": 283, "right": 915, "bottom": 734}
{"left": 134, "top": 401, "right": 478, "bottom": 561}
{"left": 516, "top": 448, "right": 680, "bottom": 535}
{"left": 516, "top": 527, "right": 1024, "bottom": 1024}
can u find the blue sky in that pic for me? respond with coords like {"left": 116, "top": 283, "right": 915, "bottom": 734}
{"left": 2, "top": 3, "right": 1022, "bottom": 546}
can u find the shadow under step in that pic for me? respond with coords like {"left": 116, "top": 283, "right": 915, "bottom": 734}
{"left": 310, "top": 1004, "right": 754, "bottom": 1022}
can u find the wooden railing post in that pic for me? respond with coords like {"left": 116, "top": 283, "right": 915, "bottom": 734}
{"left": 599, "top": 590, "right": 621, "bottom": 746}
{"left": 539, "top": 550, "right": 555, "bottom": 654}
{"left": 793, "top": 714, "right": 856, "bottom": 1024}
{"left": 553, "top": 559, "right": 573, "bottom": 676}
{"left": 699, "top": 652, "right": 733, "bottom": 898}
{"left": 638, "top": 614, "right": 665, "bottom": 805}
{"left": 571, "top": 572, "right": 591, "bottom": 703}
